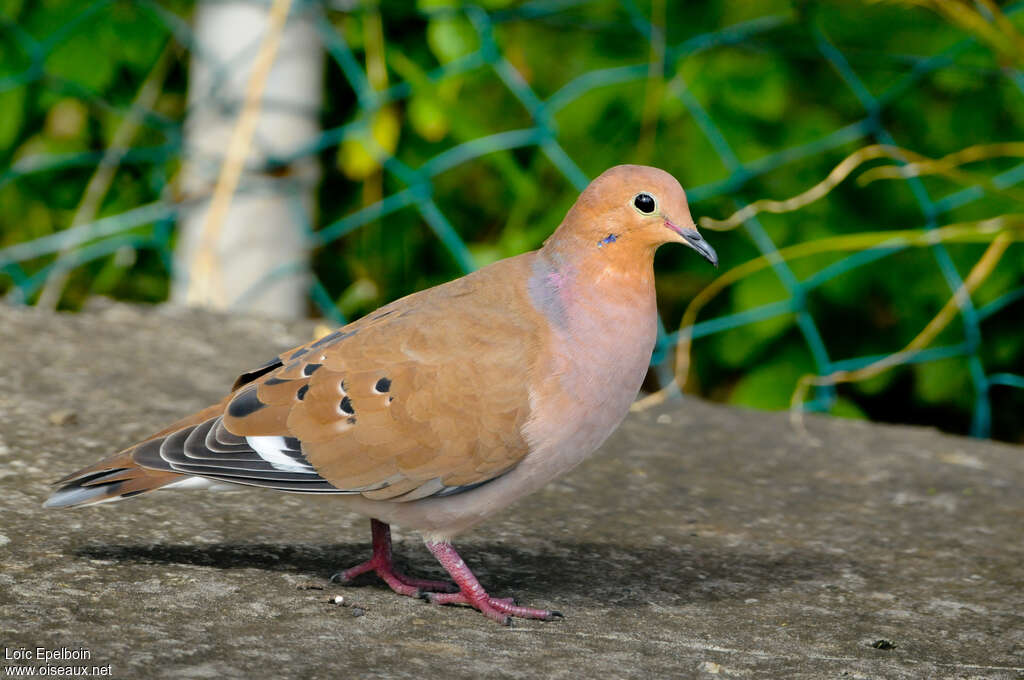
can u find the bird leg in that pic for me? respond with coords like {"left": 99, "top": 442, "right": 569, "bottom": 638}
{"left": 331, "top": 519, "right": 457, "bottom": 596}
{"left": 421, "top": 540, "right": 563, "bottom": 625}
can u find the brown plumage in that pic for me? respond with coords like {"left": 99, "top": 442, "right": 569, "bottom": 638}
{"left": 46, "top": 165, "right": 718, "bottom": 624}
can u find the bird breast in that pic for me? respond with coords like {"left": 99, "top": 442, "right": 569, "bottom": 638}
{"left": 520, "top": 284, "right": 658, "bottom": 484}
{"left": 508, "top": 245, "right": 659, "bottom": 493}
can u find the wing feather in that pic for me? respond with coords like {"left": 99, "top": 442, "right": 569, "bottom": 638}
{"left": 129, "top": 253, "right": 545, "bottom": 502}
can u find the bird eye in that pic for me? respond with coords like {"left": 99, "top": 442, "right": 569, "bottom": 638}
{"left": 633, "top": 193, "right": 656, "bottom": 214}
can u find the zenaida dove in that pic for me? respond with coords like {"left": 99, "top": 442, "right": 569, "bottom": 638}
{"left": 46, "top": 164, "right": 718, "bottom": 625}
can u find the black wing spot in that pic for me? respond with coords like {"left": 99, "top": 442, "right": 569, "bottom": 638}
{"left": 303, "top": 363, "right": 322, "bottom": 377}
{"left": 264, "top": 376, "right": 291, "bottom": 386}
{"left": 228, "top": 386, "right": 266, "bottom": 418}
{"left": 289, "top": 347, "right": 309, "bottom": 361}
{"left": 120, "top": 490, "right": 146, "bottom": 499}
{"left": 347, "top": 416, "right": 356, "bottom": 425}
{"left": 232, "top": 356, "right": 283, "bottom": 390}
{"left": 374, "top": 377, "right": 391, "bottom": 393}
{"left": 296, "top": 384, "right": 309, "bottom": 401}
{"left": 310, "top": 329, "right": 358, "bottom": 349}
{"left": 339, "top": 396, "right": 354, "bottom": 415}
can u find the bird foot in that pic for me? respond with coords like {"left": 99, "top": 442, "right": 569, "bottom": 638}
{"left": 423, "top": 540, "right": 563, "bottom": 625}
{"left": 422, "top": 591, "right": 562, "bottom": 625}
{"left": 331, "top": 519, "right": 457, "bottom": 597}
{"left": 338, "top": 521, "right": 564, "bottom": 624}
{"left": 331, "top": 560, "right": 456, "bottom": 597}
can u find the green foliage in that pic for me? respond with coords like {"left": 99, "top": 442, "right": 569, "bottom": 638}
{"left": 730, "top": 344, "right": 813, "bottom": 411}
{"left": 1, "top": 0, "right": 1022, "bottom": 442}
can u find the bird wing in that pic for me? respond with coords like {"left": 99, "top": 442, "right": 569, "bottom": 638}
{"left": 134, "top": 254, "right": 544, "bottom": 502}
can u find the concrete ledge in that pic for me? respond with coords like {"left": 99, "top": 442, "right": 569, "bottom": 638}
{"left": 0, "top": 302, "right": 1021, "bottom": 679}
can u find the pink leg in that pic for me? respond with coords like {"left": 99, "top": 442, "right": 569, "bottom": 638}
{"left": 331, "top": 519, "right": 457, "bottom": 596}
{"left": 422, "top": 540, "right": 563, "bottom": 625}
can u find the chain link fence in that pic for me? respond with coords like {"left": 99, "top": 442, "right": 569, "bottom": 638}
{"left": 1, "top": 0, "right": 1022, "bottom": 440}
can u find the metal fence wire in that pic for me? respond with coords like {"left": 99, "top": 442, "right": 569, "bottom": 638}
{"left": 1, "top": 0, "right": 1022, "bottom": 440}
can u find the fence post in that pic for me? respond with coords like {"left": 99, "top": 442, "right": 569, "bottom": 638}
{"left": 172, "top": 0, "right": 323, "bottom": 319}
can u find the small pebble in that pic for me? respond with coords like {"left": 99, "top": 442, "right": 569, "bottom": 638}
{"left": 871, "top": 639, "right": 897, "bottom": 650}
{"left": 328, "top": 595, "right": 345, "bottom": 605}
{"left": 657, "top": 413, "right": 672, "bottom": 424}
{"left": 48, "top": 410, "right": 78, "bottom": 426}
{"left": 351, "top": 607, "right": 365, "bottom": 617}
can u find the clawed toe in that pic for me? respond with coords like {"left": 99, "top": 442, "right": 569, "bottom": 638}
{"left": 397, "top": 576, "right": 459, "bottom": 593}
{"left": 422, "top": 590, "right": 559, "bottom": 623}
{"left": 331, "top": 562, "right": 452, "bottom": 598}
{"left": 329, "top": 570, "right": 354, "bottom": 585}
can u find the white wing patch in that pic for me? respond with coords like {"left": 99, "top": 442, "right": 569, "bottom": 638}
{"left": 164, "top": 477, "right": 239, "bottom": 491}
{"left": 245, "top": 436, "right": 318, "bottom": 473}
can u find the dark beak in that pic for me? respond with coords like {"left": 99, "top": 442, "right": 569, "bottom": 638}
{"left": 683, "top": 229, "right": 718, "bottom": 268}
{"left": 666, "top": 219, "right": 718, "bottom": 268}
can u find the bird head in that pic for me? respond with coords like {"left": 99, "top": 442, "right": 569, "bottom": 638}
{"left": 557, "top": 164, "right": 718, "bottom": 267}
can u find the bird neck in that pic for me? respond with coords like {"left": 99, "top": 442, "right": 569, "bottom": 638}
{"left": 530, "top": 230, "right": 658, "bottom": 332}
{"left": 542, "top": 225, "right": 656, "bottom": 287}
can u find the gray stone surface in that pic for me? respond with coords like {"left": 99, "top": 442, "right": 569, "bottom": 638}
{"left": 0, "top": 301, "right": 1021, "bottom": 679}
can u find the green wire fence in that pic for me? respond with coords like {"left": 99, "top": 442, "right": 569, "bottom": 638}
{"left": 1, "top": 0, "right": 1022, "bottom": 440}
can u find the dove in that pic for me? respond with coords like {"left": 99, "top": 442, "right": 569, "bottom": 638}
{"left": 45, "top": 164, "right": 718, "bottom": 624}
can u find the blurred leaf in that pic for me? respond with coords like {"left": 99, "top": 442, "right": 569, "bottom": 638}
{"left": 830, "top": 396, "right": 867, "bottom": 420}
{"left": 45, "top": 34, "right": 116, "bottom": 91}
{"left": 14, "top": 130, "right": 88, "bottom": 161}
{"left": 914, "top": 358, "right": 972, "bottom": 406}
{"left": 408, "top": 94, "right": 448, "bottom": 141}
{"left": 44, "top": 98, "right": 87, "bottom": 140}
{"left": 336, "top": 277, "right": 379, "bottom": 318}
{"left": 0, "top": 88, "right": 26, "bottom": 150}
{"left": 468, "top": 243, "right": 501, "bottom": 267}
{"left": 90, "top": 246, "right": 137, "bottom": 295}
{"left": 729, "top": 346, "right": 813, "bottom": 410}
{"left": 106, "top": 3, "right": 166, "bottom": 67}
{"left": 932, "top": 67, "right": 985, "bottom": 95}
{"left": 338, "top": 106, "right": 401, "bottom": 180}
{"left": 427, "top": 15, "right": 478, "bottom": 64}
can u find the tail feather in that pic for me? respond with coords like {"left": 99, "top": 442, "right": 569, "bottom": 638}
{"left": 45, "top": 398, "right": 231, "bottom": 509}
{"left": 44, "top": 448, "right": 187, "bottom": 508}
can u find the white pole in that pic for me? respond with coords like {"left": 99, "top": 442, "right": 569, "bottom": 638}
{"left": 173, "top": 0, "right": 323, "bottom": 319}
